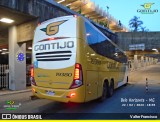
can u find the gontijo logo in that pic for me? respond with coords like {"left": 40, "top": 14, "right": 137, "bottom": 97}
{"left": 141, "top": 3, "right": 154, "bottom": 9}
{"left": 137, "top": 3, "right": 158, "bottom": 14}
{"left": 35, "top": 20, "right": 74, "bottom": 52}
{"left": 40, "top": 20, "right": 67, "bottom": 36}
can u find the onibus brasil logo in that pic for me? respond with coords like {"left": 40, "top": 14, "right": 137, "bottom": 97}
{"left": 137, "top": 3, "right": 158, "bottom": 14}
{"left": 3, "top": 100, "right": 21, "bottom": 110}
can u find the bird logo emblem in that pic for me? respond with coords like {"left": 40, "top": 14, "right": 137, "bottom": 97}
{"left": 141, "top": 3, "right": 154, "bottom": 9}
{"left": 40, "top": 20, "right": 67, "bottom": 36}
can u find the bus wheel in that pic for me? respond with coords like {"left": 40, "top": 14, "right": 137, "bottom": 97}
{"left": 99, "top": 82, "right": 108, "bottom": 102}
{"left": 108, "top": 80, "right": 114, "bottom": 97}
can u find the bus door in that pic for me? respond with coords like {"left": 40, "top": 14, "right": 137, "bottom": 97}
{"left": 85, "top": 49, "right": 99, "bottom": 101}
{"left": 85, "top": 70, "right": 98, "bottom": 101}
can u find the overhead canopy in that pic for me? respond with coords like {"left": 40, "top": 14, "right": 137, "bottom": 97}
{"left": 55, "top": 0, "right": 129, "bottom": 32}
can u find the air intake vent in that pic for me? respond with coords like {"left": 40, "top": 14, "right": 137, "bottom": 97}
{"left": 36, "top": 51, "right": 72, "bottom": 61}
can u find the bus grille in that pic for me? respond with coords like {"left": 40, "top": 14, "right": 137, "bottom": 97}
{"left": 35, "top": 51, "right": 72, "bottom": 61}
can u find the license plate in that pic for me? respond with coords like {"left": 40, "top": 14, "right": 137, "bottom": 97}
{"left": 46, "top": 91, "right": 55, "bottom": 96}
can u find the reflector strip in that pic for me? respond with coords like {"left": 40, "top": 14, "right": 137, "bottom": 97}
{"left": 38, "top": 37, "right": 70, "bottom": 42}
{"left": 37, "top": 58, "right": 70, "bottom": 61}
{"left": 36, "top": 55, "right": 71, "bottom": 58}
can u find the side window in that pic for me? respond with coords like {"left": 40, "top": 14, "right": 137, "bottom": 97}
{"left": 85, "top": 22, "right": 98, "bottom": 45}
{"left": 99, "top": 40, "right": 116, "bottom": 60}
{"left": 85, "top": 22, "right": 109, "bottom": 44}
{"left": 85, "top": 21, "right": 127, "bottom": 63}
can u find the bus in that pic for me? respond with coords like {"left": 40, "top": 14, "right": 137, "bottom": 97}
{"left": 31, "top": 15, "right": 128, "bottom": 103}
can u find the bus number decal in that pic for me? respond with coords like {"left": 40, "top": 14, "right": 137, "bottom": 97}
{"left": 56, "top": 73, "right": 72, "bottom": 77}
{"left": 91, "top": 58, "right": 101, "bottom": 65}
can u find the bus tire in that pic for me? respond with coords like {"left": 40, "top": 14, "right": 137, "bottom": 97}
{"left": 107, "top": 79, "right": 114, "bottom": 97}
{"left": 99, "top": 81, "right": 108, "bottom": 102}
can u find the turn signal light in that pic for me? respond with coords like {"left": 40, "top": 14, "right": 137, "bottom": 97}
{"left": 30, "top": 65, "right": 37, "bottom": 86}
{"left": 70, "top": 92, "right": 76, "bottom": 97}
{"left": 70, "top": 63, "right": 83, "bottom": 89}
{"left": 31, "top": 66, "right": 34, "bottom": 77}
{"left": 67, "top": 92, "right": 76, "bottom": 98}
{"left": 32, "top": 88, "right": 36, "bottom": 93}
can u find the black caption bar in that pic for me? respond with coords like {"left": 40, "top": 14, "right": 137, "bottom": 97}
{"left": 0, "top": 113, "right": 160, "bottom": 120}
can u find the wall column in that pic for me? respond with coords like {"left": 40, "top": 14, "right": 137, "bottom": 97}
{"left": 134, "top": 55, "right": 138, "bottom": 70}
{"left": 146, "top": 57, "right": 149, "bottom": 66}
{"left": 9, "top": 26, "right": 26, "bottom": 90}
{"left": 141, "top": 56, "right": 144, "bottom": 67}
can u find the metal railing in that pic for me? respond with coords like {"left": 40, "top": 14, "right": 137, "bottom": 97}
{"left": 0, "top": 64, "right": 9, "bottom": 89}
{"left": 128, "top": 59, "right": 158, "bottom": 71}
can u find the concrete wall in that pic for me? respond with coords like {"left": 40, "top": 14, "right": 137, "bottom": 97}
{"left": 116, "top": 32, "right": 160, "bottom": 51}
{"left": 17, "top": 20, "right": 37, "bottom": 43}
{"left": 9, "top": 26, "right": 26, "bottom": 90}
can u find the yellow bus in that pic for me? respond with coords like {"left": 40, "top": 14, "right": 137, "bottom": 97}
{"left": 31, "top": 15, "right": 128, "bottom": 103}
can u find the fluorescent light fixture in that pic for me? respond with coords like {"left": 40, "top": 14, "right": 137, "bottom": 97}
{"left": 1, "top": 52, "right": 6, "bottom": 55}
{"left": 152, "top": 48, "right": 157, "bottom": 51}
{"left": 0, "top": 49, "right": 2, "bottom": 52}
{"left": 66, "top": 3, "right": 71, "bottom": 6}
{"left": 0, "top": 18, "right": 14, "bottom": 23}
{"left": 152, "top": 48, "right": 158, "bottom": 52}
{"left": 57, "top": 0, "right": 65, "bottom": 3}
{"left": 86, "top": 33, "right": 90, "bottom": 36}
{"left": 2, "top": 48, "right": 7, "bottom": 51}
{"left": 28, "top": 47, "right": 32, "bottom": 50}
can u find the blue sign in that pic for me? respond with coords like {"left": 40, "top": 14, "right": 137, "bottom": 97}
{"left": 16, "top": 52, "right": 25, "bottom": 62}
